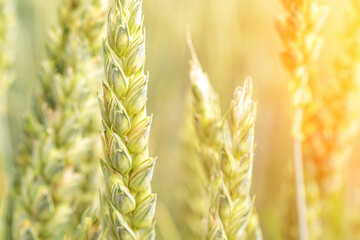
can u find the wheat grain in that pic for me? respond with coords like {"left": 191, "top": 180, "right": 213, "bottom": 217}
{"left": 98, "top": 0, "right": 156, "bottom": 238}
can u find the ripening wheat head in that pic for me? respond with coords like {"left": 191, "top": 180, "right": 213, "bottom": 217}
{"left": 300, "top": 1, "right": 360, "bottom": 238}
{"left": 11, "top": 0, "right": 106, "bottom": 238}
{"left": 98, "top": 0, "right": 157, "bottom": 239}
{"left": 187, "top": 38, "right": 224, "bottom": 239}
{"left": 216, "top": 78, "right": 262, "bottom": 240}
{"left": 302, "top": 0, "right": 360, "bottom": 197}
{"left": 276, "top": 0, "right": 329, "bottom": 239}
{"left": 187, "top": 36, "right": 261, "bottom": 240}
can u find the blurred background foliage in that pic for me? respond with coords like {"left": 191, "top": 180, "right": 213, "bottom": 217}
{"left": 2, "top": 0, "right": 360, "bottom": 239}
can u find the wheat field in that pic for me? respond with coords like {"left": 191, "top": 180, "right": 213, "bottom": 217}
{"left": 1, "top": 0, "right": 360, "bottom": 239}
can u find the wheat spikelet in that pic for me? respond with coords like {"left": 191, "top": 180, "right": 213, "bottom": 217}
{"left": 10, "top": 0, "right": 106, "bottom": 238}
{"left": 75, "top": 201, "right": 101, "bottom": 240}
{"left": 276, "top": 0, "right": 328, "bottom": 239}
{"left": 98, "top": 0, "right": 156, "bottom": 238}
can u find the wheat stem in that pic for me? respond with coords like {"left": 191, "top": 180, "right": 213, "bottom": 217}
{"left": 293, "top": 109, "right": 308, "bottom": 240}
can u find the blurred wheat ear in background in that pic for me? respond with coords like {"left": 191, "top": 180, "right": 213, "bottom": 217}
{"left": 7, "top": 0, "right": 107, "bottom": 238}
{"left": 185, "top": 35, "right": 223, "bottom": 240}
{"left": 276, "top": 0, "right": 329, "bottom": 239}
{"left": 185, "top": 35, "right": 262, "bottom": 240}
{"left": 276, "top": 0, "right": 360, "bottom": 239}
{"left": 306, "top": 0, "right": 360, "bottom": 238}
{"left": 0, "top": 0, "right": 16, "bottom": 238}
{"left": 337, "top": 1, "right": 360, "bottom": 239}
{"left": 98, "top": 0, "right": 157, "bottom": 239}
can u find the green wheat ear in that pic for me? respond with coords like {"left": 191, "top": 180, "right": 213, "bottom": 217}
{"left": 219, "top": 78, "right": 262, "bottom": 240}
{"left": 0, "top": 0, "right": 16, "bottom": 239}
{"left": 187, "top": 35, "right": 262, "bottom": 239}
{"left": 10, "top": 0, "right": 106, "bottom": 239}
{"left": 186, "top": 36, "right": 223, "bottom": 240}
{"left": 98, "top": 0, "right": 156, "bottom": 239}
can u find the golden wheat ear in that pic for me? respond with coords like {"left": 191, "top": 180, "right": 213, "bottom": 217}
{"left": 276, "top": 0, "right": 329, "bottom": 239}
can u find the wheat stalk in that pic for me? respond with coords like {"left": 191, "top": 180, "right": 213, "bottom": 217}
{"left": 98, "top": 0, "right": 156, "bottom": 239}
{"left": 276, "top": 0, "right": 329, "bottom": 239}
{"left": 10, "top": 0, "right": 106, "bottom": 238}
